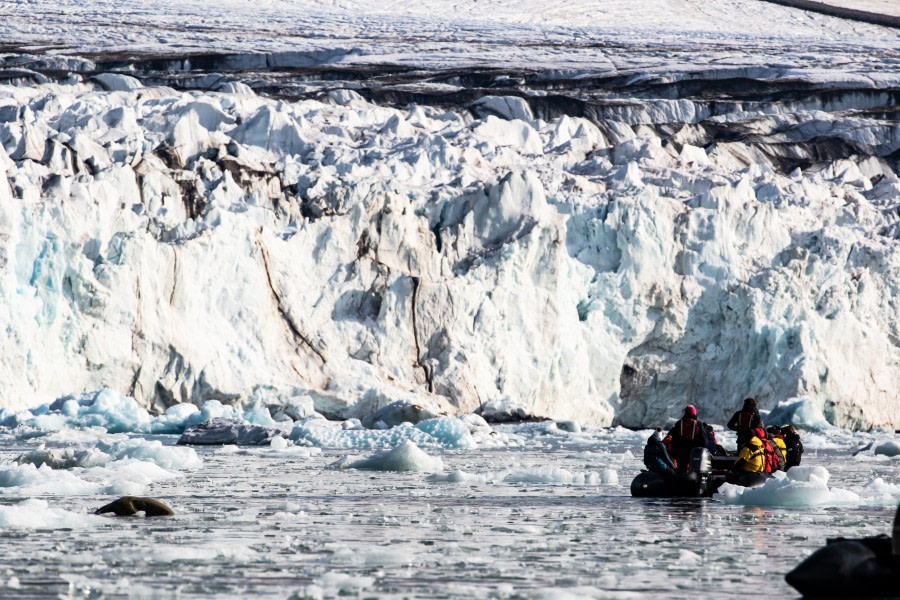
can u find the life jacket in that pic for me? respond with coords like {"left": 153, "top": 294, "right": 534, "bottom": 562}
{"left": 677, "top": 417, "right": 700, "bottom": 441}
{"left": 737, "top": 411, "right": 756, "bottom": 429}
{"left": 756, "top": 428, "right": 784, "bottom": 473}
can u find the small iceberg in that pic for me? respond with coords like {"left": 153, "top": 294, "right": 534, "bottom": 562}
{"left": 342, "top": 441, "right": 444, "bottom": 473}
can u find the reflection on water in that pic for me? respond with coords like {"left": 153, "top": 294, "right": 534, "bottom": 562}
{"left": 0, "top": 432, "right": 895, "bottom": 599}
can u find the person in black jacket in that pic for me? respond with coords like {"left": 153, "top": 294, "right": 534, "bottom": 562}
{"left": 781, "top": 425, "right": 804, "bottom": 468}
{"left": 727, "top": 397, "right": 763, "bottom": 446}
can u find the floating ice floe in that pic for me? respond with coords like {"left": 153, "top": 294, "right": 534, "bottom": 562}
{"left": 0, "top": 459, "right": 182, "bottom": 496}
{"left": 429, "top": 466, "right": 618, "bottom": 486}
{"left": 291, "top": 416, "right": 475, "bottom": 450}
{"left": 0, "top": 389, "right": 270, "bottom": 435}
{"left": 0, "top": 499, "right": 101, "bottom": 529}
{"left": 360, "top": 400, "right": 444, "bottom": 429}
{"left": 15, "top": 436, "right": 202, "bottom": 471}
{"left": 859, "top": 477, "right": 900, "bottom": 506}
{"left": 714, "top": 466, "right": 861, "bottom": 507}
{"left": 3, "top": 390, "right": 500, "bottom": 451}
{"left": 340, "top": 441, "right": 444, "bottom": 473}
{"left": 103, "top": 544, "right": 259, "bottom": 564}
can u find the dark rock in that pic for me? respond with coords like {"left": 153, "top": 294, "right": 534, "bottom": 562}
{"left": 177, "top": 417, "right": 281, "bottom": 445}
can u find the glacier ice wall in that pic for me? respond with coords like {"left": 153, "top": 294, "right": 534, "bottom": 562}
{"left": 1, "top": 80, "right": 899, "bottom": 429}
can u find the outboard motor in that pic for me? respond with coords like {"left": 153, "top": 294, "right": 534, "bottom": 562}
{"left": 690, "top": 447, "right": 712, "bottom": 476}
{"left": 688, "top": 447, "right": 712, "bottom": 496}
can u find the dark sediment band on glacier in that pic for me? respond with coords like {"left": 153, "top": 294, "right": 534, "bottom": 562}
{"left": 1, "top": 50, "right": 898, "bottom": 177}
{"left": 758, "top": 0, "right": 900, "bottom": 29}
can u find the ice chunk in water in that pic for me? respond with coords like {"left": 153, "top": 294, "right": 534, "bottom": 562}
{"left": 429, "top": 466, "right": 616, "bottom": 486}
{"left": 347, "top": 441, "right": 444, "bottom": 472}
{"left": 177, "top": 418, "right": 282, "bottom": 445}
{"left": 0, "top": 499, "right": 101, "bottom": 529}
{"left": 97, "top": 438, "right": 203, "bottom": 470}
{"left": 859, "top": 477, "right": 900, "bottom": 505}
{"left": 291, "top": 417, "right": 473, "bottom": 449}
{"left": 414, "top": 417, "right": 475, "bottom": 449}
{"left": 0, "top": 458, "right": 183, "bottom": 496}
{"left": 715, "top": 467, "right": 860, "bottom": 507}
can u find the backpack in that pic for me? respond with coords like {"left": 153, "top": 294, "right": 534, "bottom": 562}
{"left": 760, "top": 435, "right": 784, "bottom": 473}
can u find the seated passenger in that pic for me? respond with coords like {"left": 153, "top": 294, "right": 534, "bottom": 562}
{"left": 643, "top": 427, "right": 677, "bottom": 478}
{"left": 704, "top": 423, "right": 727, "bottom": 456}
{"left": 728, "top": 429, "right": 765, "bottom": 483}
{"left": 781, "top": 425, "right": 804, "bottom": 468}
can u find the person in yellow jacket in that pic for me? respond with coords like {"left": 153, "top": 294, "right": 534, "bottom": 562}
{"left": 727, "top": 433, "right": 765, "bottom": 483}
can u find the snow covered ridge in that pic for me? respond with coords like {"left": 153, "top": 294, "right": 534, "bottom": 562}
{"left": 0, "top": 78, "right": 899, "bottom": 430}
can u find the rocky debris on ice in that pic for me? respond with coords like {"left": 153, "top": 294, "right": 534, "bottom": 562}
{"left": 0, "top": 78, "right": 898, "bottom": 430}
{"left": 177, "top": 417, "right": 283, "bottom": 445}
{"left": 360, "top": 400, "right": 445, "bottom": 429}
{"left": 874, "top": 440, "right": 900, "bottom": 457}
{"left": 479, "top": 397, "right": 535, "bottom": 423}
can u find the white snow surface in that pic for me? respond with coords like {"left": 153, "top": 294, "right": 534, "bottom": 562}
{"left": 1, "top": 0, "right": 897, "bottom": 71}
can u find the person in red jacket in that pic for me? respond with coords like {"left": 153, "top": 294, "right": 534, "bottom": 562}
{"left": 666, "top": 405, "right": 708, "bottom": 475}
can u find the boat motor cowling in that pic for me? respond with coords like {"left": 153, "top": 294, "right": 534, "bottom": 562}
{"left": 690, "top": 447, "right": 712, "bottom": 476}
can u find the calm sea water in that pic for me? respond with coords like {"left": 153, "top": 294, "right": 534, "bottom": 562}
{"left": 0, "top": 427, "right": 896, "bottom": 599}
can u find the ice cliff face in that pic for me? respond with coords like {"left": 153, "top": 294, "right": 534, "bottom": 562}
{"left": 1, "top": 78, "right": 898, "bottom": 430}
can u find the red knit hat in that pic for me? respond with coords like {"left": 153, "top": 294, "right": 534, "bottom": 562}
{"left": 684, "top": 405, "right": 697, "bottom": 417}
